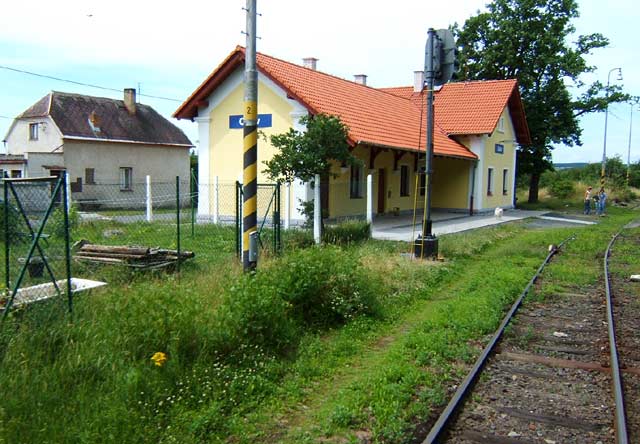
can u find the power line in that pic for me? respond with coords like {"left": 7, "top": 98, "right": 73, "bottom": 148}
{"left": 0, "top": 65, "right": 182, "bottom": 102}
{"left": 0, "top": 115, "right": 13, "bottom": 120}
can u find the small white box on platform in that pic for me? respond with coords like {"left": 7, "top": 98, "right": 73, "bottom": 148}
{"left": 630, "top": 274, "right": 640, "bottom": 282}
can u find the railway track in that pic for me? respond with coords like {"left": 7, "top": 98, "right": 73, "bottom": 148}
{"left": 422, "top": 228, "right": 639, "bottom": 444}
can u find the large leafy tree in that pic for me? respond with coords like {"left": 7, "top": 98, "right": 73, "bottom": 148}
{"left": 456, "top": 0, "right": 628, "bottom": 202}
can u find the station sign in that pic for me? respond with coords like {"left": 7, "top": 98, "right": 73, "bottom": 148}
{"left": 229, "top": 114, "right": 273, "bottom": 129}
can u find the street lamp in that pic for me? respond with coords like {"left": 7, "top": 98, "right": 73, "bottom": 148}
{"left": 601, "top": 67, "right": 623, "bottom": 186}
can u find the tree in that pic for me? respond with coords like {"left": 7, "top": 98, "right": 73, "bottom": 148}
{"left": 456, "top": 0, "right": 629, "bottom": 203}
{"left": 263, "top": 114, "right": 358, "bottom": 183}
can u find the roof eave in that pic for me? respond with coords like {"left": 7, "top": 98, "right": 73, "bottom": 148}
{"left": 63, "top": 136, "right": 193, "bottom": 148}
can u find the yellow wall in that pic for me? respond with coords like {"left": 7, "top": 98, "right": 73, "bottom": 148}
{"left": 431, "top": 157, "right": 471, "bottom": 209}
{"left": 209, "top": 78, "right": 295, "bottom": 216}
{"left": 209, "top": 79, "right": 294, "bottom": 183}
{"left": 482, "top": 108, "right": 516, "bottom": 209}
{"left": 326, "top": 146, "right": 472, "bottom": 218}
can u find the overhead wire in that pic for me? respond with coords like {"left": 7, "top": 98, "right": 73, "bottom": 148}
{"left": 0, "top": 65, "right": 182, "bottom": 102}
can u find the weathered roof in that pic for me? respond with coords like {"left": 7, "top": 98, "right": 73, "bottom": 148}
{"left": 0, "top": 154, "right": 26, "bottom": 164}
{"left": 18, "top": 91, "right": 192, "bottom": 147}
{"left": 176, "top": 46, "right": 531, "bottom": 158}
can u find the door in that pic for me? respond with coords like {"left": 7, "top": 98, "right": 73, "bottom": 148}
{"left": 377, "top": 168, "right": 385, "bottom": 214}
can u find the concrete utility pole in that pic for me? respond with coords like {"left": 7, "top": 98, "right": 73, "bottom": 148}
{"left": 601, "top": 67, "right": 622, "bottom": 187}
{"left": 243, "top": 0, "right": 258, "bottom": 271}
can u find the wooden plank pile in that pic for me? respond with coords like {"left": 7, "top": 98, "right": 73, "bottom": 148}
{"left": 74, "top": 244, "right": 194, "bottom": 269}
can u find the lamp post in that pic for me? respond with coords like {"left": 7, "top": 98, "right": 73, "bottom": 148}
{"left": 627, "top": 97, "right": 639, "bottom": 185}
{"left": 601, "top": 67, "right": 622, "bottom": 187}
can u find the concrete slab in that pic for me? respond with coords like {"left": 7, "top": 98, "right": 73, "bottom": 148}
{"left": 371, "top": 209, "right": 548, "bottom": 242}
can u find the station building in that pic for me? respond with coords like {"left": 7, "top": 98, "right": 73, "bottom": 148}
{"left": 174, "top": 46, "right": 530, "bottom": 224}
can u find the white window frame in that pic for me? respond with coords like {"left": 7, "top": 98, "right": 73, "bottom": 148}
{"left": 29, "top": 123, "right": 39, "bottom": 141}
{"left": 498, "top": 116, "right": 505, "bottom": 133}
{"left": 120, "top": 167, "right": 133, "bottom": 191}
{"left": 487, "top": 167, "right": 494, "bottom": 196}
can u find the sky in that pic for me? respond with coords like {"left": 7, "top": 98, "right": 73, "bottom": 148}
{"left": 0, "top": 0, "right": 637, "bottom": 165}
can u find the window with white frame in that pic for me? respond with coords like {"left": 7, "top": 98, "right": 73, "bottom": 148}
{"left": 29, "top": 123, "right": 38, "bottom": 141}
{"left": 349, "top": 164, "right": 362, "bottom": 198}
{"left": 498, "top": 116, "right": 505, "bottom": 133}
{"left": 487, "top": 167, "right": 494, "bottom": 196}
{"left": 502, "top": 169, "right": 508, "bottom": 195}
{"left": 120, "top": 167, "right": 132, "bottom": 191}
{"left": 400, "top": 165, "right": 410, "bottom": 197}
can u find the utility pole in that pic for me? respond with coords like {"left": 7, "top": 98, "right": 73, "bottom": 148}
{"left": 243, "top": 0, "right": 258, "bottom": 271}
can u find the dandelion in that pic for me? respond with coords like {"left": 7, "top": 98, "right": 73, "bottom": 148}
{"left": 151, "top": 352, "right": 168, "bottom": 367}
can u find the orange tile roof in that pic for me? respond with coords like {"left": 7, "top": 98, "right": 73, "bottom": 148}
{"left": 175, "top": 47, "right": 531, "bottom": 159}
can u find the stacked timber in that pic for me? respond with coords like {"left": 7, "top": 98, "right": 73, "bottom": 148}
{"left": 74, "top": 244, "right": 194, "bottom": 269}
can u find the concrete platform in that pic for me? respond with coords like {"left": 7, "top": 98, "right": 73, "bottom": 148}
{"left": 371, "top": 209, "right": 549, "bottom": 242}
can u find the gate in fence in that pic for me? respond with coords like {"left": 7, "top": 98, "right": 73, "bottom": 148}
{"left": 235, "top": 182, "right": 281, "bottom": 259}
{"left": 1, "top": 175, "right": 72, "bottom": 319}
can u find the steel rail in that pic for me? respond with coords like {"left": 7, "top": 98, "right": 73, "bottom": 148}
{"left": 604, "top": 232, "right": 629, "bottom": 444}
{"left": 422, "top": 235, "right": 575, "bottom": 444}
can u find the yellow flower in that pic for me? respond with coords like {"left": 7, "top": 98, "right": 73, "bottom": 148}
{"left": 151, "top": 352, "right": 167, "bottom": 367}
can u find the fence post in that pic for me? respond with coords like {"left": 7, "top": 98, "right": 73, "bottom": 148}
{"left": 314, "top": 174, "right": 321, "bottom": 244}
{"left": 284, "top": 182, "right": 290, "bottom": 229}
{"left": 146, "top": 175, "right": 152, "bottom": 222}
{"left": 62, "top": 173, "right": 73, "bottom": 314}
{"left": 190, "top": 172, "right": 195, "bottom": 237}
{"left": 65, "top": 173, "right": 72, "bottom": 213}
{"left": 235, "top": 180, "right": 241, "bottom": 260}
{"left": 366, "top": 173, "right": 373, "bottom": 224}
{"left": 4, "top": 180, "right": 10, "bottom": 294}
{"left": 176, "top": 176, "right": 180, "bottom": 274}
{"left": 213, "top": 175, "right": 219, "bottom": 224}
{"left": 276, "top": 183, "right": 281, "bottom": 253}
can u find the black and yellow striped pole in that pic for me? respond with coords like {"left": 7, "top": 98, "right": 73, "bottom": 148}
{"left": 243, "top": 0, "right": 258, "bottom": 271}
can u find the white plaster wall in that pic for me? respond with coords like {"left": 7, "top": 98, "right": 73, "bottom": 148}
{"left": 5, "top": 117, "right": 63, "bottom": 155}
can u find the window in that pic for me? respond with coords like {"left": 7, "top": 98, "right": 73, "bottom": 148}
{"left": 29, "top": 123, "right": 38, "bottom": 140}
{"left": 494, "top": 143, "right": 504, "bottom": 154}
{"left": 498, "top": 116, "right": 505, "bottom": 133}
{"left": 85, "top": 168, "right": 95, "bottom": 184}
{"left": 349, "top": 164, "right": 362, "bottom": 198}
{"left": 419, "top": 171, "right": 426, "bottom": 196}
{"left": 502, "top": 169, "right": 508, "bottom": 195}
{"left": 400, "top": 165, "right": 410, "bottom": 197}
{"left": 120, "top": 167, "right": 132, "bottom": 191}
{"left": 487, "top": 168, "right": 494, "bottom": 196}
{"left": 10, "top": 170, "right": 21, "bottom": 178}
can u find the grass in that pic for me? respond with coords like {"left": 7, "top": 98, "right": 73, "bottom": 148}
{"left": 0, "top": 203, "right": 638, "bottom": 444}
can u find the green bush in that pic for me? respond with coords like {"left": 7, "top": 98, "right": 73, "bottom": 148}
{"left": 323, "top": 220, "right": 371, "bottom": 245}
{"left": 48, "top": 205, "right": 79, "bottom": 239}
{"left": 282, "top": 228, "right": 314, "bottom": 250}
{"left": 0, "top": 201, "right": 21, "bottom": 244}
{"left": 548, "top": 178, "right": 575, "bottom": 199}
{"left": 211, "top": 246, "right": 380, "bottom": 356}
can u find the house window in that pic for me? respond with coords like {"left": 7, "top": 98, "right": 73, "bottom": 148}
{"left": 498, "top": 116, "right": 505, "bottom": 133}
{"left": 502, "top": 169, "right": 508, "bottom": 195}
{"left": 120, "top": 167, "right": 132, "bottom": 191}
{"left": 400, "top": 165, "right": 410, "bottom": 197}
{"left": 350, "top": 164, "right": 362, "bottom": 198}
{"left": 85, "top": 168, "right": 95, "bottom": 185}
{"left": 10, "top": 170, "right": 21, "bottom": 178}
{"left": 487, "top": 168, "right": 494, "bottom": 196}
{"left": 495, "top": 143, "right": 504, "bottom": 154}
{"left": 29, "top": 123, "right": 38, "bottom": 141}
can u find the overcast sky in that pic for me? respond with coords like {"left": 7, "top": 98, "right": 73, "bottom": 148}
{"left": 0, "top": 0, "right": 637, "bottom": 165}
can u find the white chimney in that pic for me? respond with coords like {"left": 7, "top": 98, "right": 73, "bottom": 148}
{"left": 124, "top": 88, "right": 136, "bottom": 115}
{"left": 413, "top": 71, "right": 425, "bottom": 93}
{"left": 302, "top": 57, "right": 318, "bottom": 70}
{"left": 354, "top": 74, "right": 368, "bottom": 86}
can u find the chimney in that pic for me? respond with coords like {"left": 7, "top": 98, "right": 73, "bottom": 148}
{"left": 353, "top": 74, "right": 368, "bottom": 86}
{"left": 124, "top": 88, "right": 136, "bottom": 115}
{"left": 413, "top": 70, "right": 425, "bottom": 93}
{"left": 302, "top": 57, "right": 318, "bottom": 70}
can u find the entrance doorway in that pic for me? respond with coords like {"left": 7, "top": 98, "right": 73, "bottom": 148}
{"left": 377, "top": 168, "right": 385, "bottom": 214}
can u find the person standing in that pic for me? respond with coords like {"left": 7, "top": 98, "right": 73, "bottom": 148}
{"left": 584, "top": 186, "right": 593, "bottom": 215}
{"left": 597, "top": 187, "right": 607, "bottom": 216}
